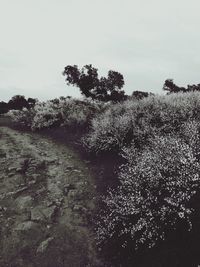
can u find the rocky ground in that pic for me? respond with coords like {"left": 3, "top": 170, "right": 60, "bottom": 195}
{"left": 0, "top": 126, "right": 101, "bottom": 267}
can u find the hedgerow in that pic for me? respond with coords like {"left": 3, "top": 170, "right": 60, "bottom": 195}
{"left": 8, "top": 97, "right": 107, "bottom": 131}
{"left": 84, "top": 92, "right": 200, "bottom": 154}
{"left": 96, "top": 121, "right": 200, "bottom": 257}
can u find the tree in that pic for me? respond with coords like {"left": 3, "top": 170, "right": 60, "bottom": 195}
{"left": 63, "top": 64, "right": 126, "bottom": 101}
{"left": 162, "top": 79, "right": 200, "bottom": 94}
{"left": 132, "top": 90, "right": 153, "bottom": 100}
{"left": 27, "top": 98, "right": 37, "bottom": 108}
{"left": 8, "top": 95, "right": 29, "bottom": 110}
{"left": 163, "top": 79, "right": 187, "bottom": 93}
{"left": 0, "top": 102, "right": 8, "bottom": 114}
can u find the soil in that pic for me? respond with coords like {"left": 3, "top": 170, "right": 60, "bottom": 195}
{"left": 0, "top": 125, "right": 102, "bottom": 267}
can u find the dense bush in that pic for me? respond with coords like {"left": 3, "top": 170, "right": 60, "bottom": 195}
{"left": 8, "top": 97, "right": 107, "bottom": 131}
{"left": 0, "top": 101, "right": 9, "bottom": 114}
{"left": 84, "top": 92, "right": 200, "bottom": 154}
{"left": 8, "top": 108, "right": 36, "bottom": 128}
{"left": 96, "top": 121, "right": 200, "bottom": 258}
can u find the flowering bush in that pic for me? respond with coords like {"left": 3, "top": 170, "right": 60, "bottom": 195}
{"left": 31, "top": 100, "right": 63, "bottom": 130}
{"left": 8, "top": 108, "right": 36, "bottom": 128}
{"left": 8, "top": 97, "right": 107, "bottom": 131}
{"left": 84, "top": 92, "right": 200, "bottom": 154}
{"left": 96, "top": 122, "right": 200, "bottom": 254}
{"left": 60, "top": 98, "right": 106, "bottom": 129}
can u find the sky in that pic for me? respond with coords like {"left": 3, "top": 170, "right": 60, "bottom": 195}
{"left": 1, "top": 0, "right": 200, "bottom": 101}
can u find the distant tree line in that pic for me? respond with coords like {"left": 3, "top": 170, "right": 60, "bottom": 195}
{"left": 163, "top": 79, "right": 200, "bottom": 93}
{"left": 63, "top": 64, "right": 153, "bottom": 102}
{"left": 0, "top": 95, "right": 36, "bottom": 114}
{"left": 3, "top": 68, "right": 194, "bottom": 116}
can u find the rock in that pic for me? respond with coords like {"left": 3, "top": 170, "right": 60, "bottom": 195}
{"left": 43, "top": 206, "right": 58, "bottom": 221}
{"left": 63, "top": 183, "right": 76, "bottom": 196}
{"left": 16, "top": 195, "right": 33, "bottom": 210}
{"left": 67, "top": 189, "right": 77, "bottom": 198}
{"left": 0, "top": 151, "right": 6, "bottom": 158}
{"left": 0, "top": 206, "right": 7, "bottom": 212}
{"left": 21, "top": 211, "right": 31, "bottom": 221}
{"left": 28, "top": 180, "right": 37, "bottom": 186}
{"left": 65, "top": 166, "right": 74, "bottom": 171}
{"left": 15, "top": 221, "right": 38, "bottom": 232}
{"left": 14, "top": 186, "right": 29, "bottom": 197}
{"left": 16, "top": 167, "right": 23, "bottom": 172}
{"left": 8, "top": 172, "right": 15, "bottom": 177}
{"left": 76, "top": 181, "right": 85, "bottom": 187}
{"left": 31, "top": 205, "right": 58, "bottom": 222}
{"left": 47, "top": 158, "right": 58, "bottom": 164}
{"left": 31, "top": 207, "right": 45, "bottom": 222}
{"left": 72, "top": 169, "right": 82, "bottom": 174}
{"left": 8, "top": 167, "right": 16, "bottom": 172}
{"left": 36, "top": 237, "right": 54, "bottom": 254}
{"left": 72, "top": 204, "right": 87, "bottom": 213}
{"left": 36, "top": 187, "right": 46, "bottom": 196}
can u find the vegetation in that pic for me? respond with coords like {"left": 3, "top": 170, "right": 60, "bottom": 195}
{"left": 0, "top": 95, "right": 37, "bottom": 114}
{"left": 131, "top": 90, "right": 154, "bottom": 100}
{"left": 84, "top": 92, "right": 200, "bottom": 154}
{"left": 63, "top": 64, "right": 127, "bottom": 102}
{"left": 8, "top": 97, "right": 107, "bottom": 131}
{"left": 5, "top": 75, "right": 200, "bottom": 266}
{"left": 97, "top": 124, "right": 200, "bottom": 260}
{"left": 163, "top": 79, "right": 200, "bottom": 94}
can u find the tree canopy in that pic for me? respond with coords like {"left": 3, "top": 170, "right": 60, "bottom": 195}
{"left": 163, "top": 79, "right": 200, "bottom": 93}
{"left": 63, "top": 64, "right": 127, "bottom": 102}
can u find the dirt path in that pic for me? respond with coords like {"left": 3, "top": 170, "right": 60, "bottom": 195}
{"left": 0, "top": 126, "right": 101, "bottom": 267}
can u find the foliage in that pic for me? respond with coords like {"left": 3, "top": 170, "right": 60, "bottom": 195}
{"left": 63, "top": 64, "right": 127, "bottom": 102}
{"left": 96, "top": 121, "right": 200, "bottom": 255}
{"left": 84, "top": 92, "right": 200, "bottom": 154}
{"left": 0, "top": 101, "right": 9, "bottom": 114}
{"left": 0, "top": 95, "right": 37, "bottom": 114}
{"left": 8, "top": 97, "right": 107, "bottom": 131}
{"left": 8, "top": 95, "right": 37, "bottom": 110}
{"left": 131, "top": 90, "right": 154, "bottom": 100}
{"left": 8, "top": 108, "right": 36, "bottom": 128}
{"left": 163, "top": 79, "right": 200, "bottom": 94}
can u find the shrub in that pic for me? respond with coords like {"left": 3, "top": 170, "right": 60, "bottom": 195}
{"left": 8, "top": 97, "right": 107, "bottom": 131}
{"left": 60, "top": 98, "right": 107, "bottom": 129}
{"left": 8, "top": 108, "right": 36, "bottom": 128}
{"left": 96, "top": 122, "right": 200, "bottom": 255}
{"left": 84, "top": 92, "right": 200, "bottom": 154}
{"left": 31, "top": 100, "right": 63, "bottom": 130}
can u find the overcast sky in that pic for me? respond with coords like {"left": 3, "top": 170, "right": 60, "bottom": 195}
{"left": 1, "top": 0, "right": 200, "bottom": 101}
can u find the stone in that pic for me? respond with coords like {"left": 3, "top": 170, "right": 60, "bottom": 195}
{"left": 8, "top": 167, "right": 16, "bottom": 172}
{"left": 65, "top": 166, "right": 74, "bottom": 171}
{"left": 47, "top": 158, "right": 57, "bottom": 164}
{"left": 16, "top": 167, "right": 23, "bottom": 172}
{"left": 68, "top": 189, "right": 76, "bottom": 198}
{"left": 16, "top": 195, "right": 33, "bottom": 210}
{"left": 14, "top": 186, "right": 29, "bottom": 197}
{"left": 43, "top": 206, "right": 58, "bottom": 221}
{"left": 31, "top": 207, "right": 45, "bottom": 222}
{"left": 72, "top": 204, "right": 87, "bottom": 213}
{"left": 72, "top": 169, "right": 82, "bottom": 174}
{"left": 31, "top": 205, "right": 58, "bottom": 222}
{"left": 36, "top": 237, "right": 54, "bottom": 254}
{"left": 63, "top": 183, "right": 75, "bottom": 196}
{"left": 0, "top": 151, "right": 6, "bottom": 158}
{"left": 15, "top": 221, "right": 38, "bottom": 232}
{"left": 8, "top": 172, "right": 15, "bottom": 177}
